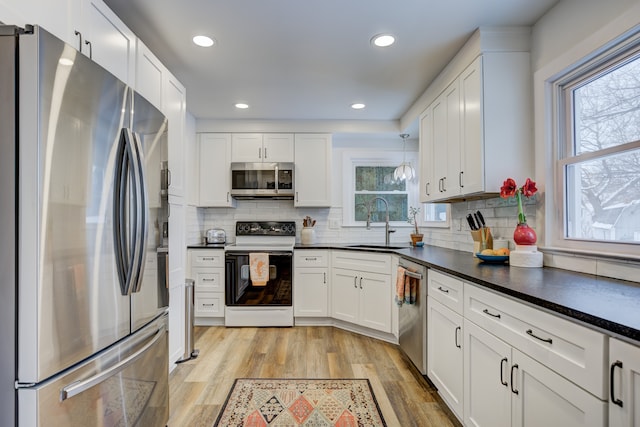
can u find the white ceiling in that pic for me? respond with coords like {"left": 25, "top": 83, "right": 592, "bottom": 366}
{"left": 104, "top": 0, "right": 559, "bottom": 132}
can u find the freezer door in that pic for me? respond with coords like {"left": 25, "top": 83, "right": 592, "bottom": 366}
{"left": 18, "top": 27, "right": 131, "bottom": 383}
{"left": 130, "top": 91, "right": 169, "bottom": 332}
{"left": 18, "top": 314, "right": 169, "bottom": 427}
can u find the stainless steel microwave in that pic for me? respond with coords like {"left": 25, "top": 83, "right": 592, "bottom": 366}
{"left": 230, "top": 162, "right": 294, "bottom": 199}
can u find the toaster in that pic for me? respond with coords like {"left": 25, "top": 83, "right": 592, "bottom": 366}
{"left": 205, "top": 228, "right": 226, "bottom": 244}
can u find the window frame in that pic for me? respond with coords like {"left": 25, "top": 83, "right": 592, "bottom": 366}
{"left": 550, "top": 29, "right": 640, "bottom": 257}
{"left": 342, "top": 150, "right": 419, "bottom": 228}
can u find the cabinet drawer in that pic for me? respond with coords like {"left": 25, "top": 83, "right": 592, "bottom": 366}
{"left": 332, "top": 250, "right": 391, "bottom": 275}
{"left": 193, "top": 269, "right": 224, "bottom": 292}
{"left": 428, "top": 269, "right": 464, "bottom": 314}
{"left": 464, "top": 283, "right": 607, "bottom": 399}
{"left": 295, "top": 250, "right": 328, "bottom": 267}
{"left": 190, "top": 250, "right": 224, "bottom": 268}
{"left": 194, "top": 293, "right": 224, "bottom": 317}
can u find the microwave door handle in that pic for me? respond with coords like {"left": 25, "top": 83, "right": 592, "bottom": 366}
{"left": 275, "top": 164, "right": 279, "bottom": 194}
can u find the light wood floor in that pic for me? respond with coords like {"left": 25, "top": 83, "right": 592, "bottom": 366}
{"left": 168, "top": 326, "right": 462, "bottom": 427}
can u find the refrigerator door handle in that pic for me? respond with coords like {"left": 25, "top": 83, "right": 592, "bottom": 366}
{"left": 130, "top": 131, "right": 149, "bottom": 293}
{"left": 113, "top": 129, "right": 133, "bottom": 295}
{"left": 59, "top": 326, "right": 164, "bottom": 402}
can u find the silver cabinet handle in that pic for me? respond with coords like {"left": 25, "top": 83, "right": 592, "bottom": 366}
{"left": 60, "top": 327, "right": 164, "bottom": 401}
{"left": 526, "top": 329, "right": 553, "bottom": 344}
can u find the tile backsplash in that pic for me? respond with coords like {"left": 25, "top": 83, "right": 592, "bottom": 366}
{"left": 187, "top": 194, "right": 639, "bottom": 282}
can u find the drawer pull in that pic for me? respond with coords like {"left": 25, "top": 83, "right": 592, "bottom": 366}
{"left": 610, "top": 360, "right": 624, "bottom": 407}
{"left": 483, "top": 308, "right": 501, "bottom": 319}
{"left": 202, "top": 257, "right": 215, "bottom": 261}
{"left": 510, "top": 364, "right": 519, "bottom": 394}
{"left": 526, "top": 329, "right": 552, "bottom": 344}
{"left": 202, "top": 303, "right": 215, "bottom": 307}
{"left": 305, "top": 257, "right": 318, "bottom": 261}
{"left": 500, "top": 357, "right": 508, "bottom": 386}
{"left": 202, "top": 278, "right": 216, "bottom": 282}
{"left": 438, "top": 286, "right": 449, "bottom": 294}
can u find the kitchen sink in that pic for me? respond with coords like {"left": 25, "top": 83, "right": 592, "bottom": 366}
{"left": 347, "top": 244, "right": 407, "bottom": 250}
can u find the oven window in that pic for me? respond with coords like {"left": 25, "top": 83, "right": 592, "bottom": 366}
{"left": 225, "top": 253, "right": 292, "bottom": 306}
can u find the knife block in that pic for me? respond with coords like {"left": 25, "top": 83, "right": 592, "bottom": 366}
{"left": 471, "top": 228, "right": 493, "bottom": 256}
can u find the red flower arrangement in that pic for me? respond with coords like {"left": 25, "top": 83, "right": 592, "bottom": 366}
{"left": 500, "top": 178, "right": 537, "bottom": 225}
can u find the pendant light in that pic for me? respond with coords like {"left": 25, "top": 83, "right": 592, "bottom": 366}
{"left": 394, "top": 133, "right": 415, "bottom": 182}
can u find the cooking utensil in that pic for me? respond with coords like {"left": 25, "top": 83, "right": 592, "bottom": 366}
{"left": 476, "top": 211, "right": 486, "bottom": 228}
{"left": 466, "top": 214, "right": 477, "bottom": 230}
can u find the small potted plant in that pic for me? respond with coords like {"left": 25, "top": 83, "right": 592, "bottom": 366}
{"left": 408, "top": 206, "right": 423, "bottom": 246}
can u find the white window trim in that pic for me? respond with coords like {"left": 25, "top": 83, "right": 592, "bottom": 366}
{"left": 535, "top": 10, "right": 640, "bottom": 260}
{"left": 422, "top": 203, "right": 451, "bottom": 228}
{"left": 342, "top": 150, "right": 419, "bottom": 227}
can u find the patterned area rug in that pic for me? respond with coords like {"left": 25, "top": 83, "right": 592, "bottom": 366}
{"left": 214, "top": 378, "right": 387, "bottom": 426}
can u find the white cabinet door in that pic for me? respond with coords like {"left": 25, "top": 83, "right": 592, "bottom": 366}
{"left": 511, "top": 349, "right": 606, "bottom": 427}
{"left": 610, "top": 338, "right": 640, "bottom": 427}
{"left": 164, "top": 72, "right": 186, "bottom": 197}
{"left": 331, "top": 268, "right": 359, "bottom": 324}
{"left": 419, "top": 108, "right": 435, "bottom": 202}
{"left": 431, "top": 94, "right": 448, "bottom": 199}
{"left": 231, "top": 133, "right": 263, "bottom": 162}
{"left": 294, "top": 267, "right": 328, "bottom": 317}
{"left": 294, "top": 134, "right": 332, "bottom": 207}
{"left": 464, "top": 319, "right": 512, "bottom": 427}
{"left": 198, "top": 133, "right": 235, "bottom": 207}
{"left": 358, "top": 271, "right": 391, "bottom": 333}
{"left": 263, "top": 133, "right": 294, "bottom": 162}
{"left": 135, "top": 39, "right": 164, "bottom": 109}
{"left": 427, "top": 297, "right": 463, "bottom": 420}
{"left": 76, "top": 0, "right": 135, "bottom": 85}
{"left": 444, "top": 80, "right": 461, "bottom": 198}
{"left": 460, "top": 56, "right": 484, "bottom": 195}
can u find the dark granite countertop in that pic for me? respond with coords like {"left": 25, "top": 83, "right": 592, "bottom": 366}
{"left": 187, "top": 243, "right": 227, "bottom": 249}
{"left": 295, "top": 243, "right": 640, "bottom": 342}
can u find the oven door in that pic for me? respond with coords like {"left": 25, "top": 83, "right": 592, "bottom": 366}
{"left": 225, "top": 251, "right": 293, "bottom": 306}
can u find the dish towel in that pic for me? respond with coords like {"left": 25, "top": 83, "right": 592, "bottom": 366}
{"left": 404, "top": 274, "right": 417, "bottom": 305}
{"left": 395, "top": 266, "right": 406, "bottom": 306}
{"left": 249, "top": 253, "right": 269, "bottom": 286}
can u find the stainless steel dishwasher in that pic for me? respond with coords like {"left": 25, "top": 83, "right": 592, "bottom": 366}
{"left": 398, "top": 258, "right": 427, "bottom": 375}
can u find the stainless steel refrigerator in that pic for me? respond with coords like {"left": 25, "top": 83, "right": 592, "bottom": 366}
{"left": 0, "top": 25, "right": 170, "bottom": 426}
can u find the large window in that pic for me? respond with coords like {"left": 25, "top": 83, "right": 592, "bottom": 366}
{"left": 555, "top": 36, "right": 640, "bottom": 251}
{"left": 342, "top": 151, "right": 419, "bottom": 227}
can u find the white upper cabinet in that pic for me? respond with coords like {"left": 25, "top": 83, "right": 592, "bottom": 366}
{"left": 135, "top": 39, "right": 164, "bottom": 110}
{"left": 294, "top": 133, "right": 332, "bottom": 207}
{"left": 231, "top": 133, "right": 294, "bottom": 163}
{"left": 72, "top": 0, "right": 136, "bottom": 86}
{"left": 164, "top": 71, "right": 186, "bottom": 197}
{"left": 419, "top": 28, "right": 533, "bottom": 203}
{"left": 197, "top": 133, "right": 235, "bottom": 207}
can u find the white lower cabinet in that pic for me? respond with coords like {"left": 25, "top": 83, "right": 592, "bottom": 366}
{"left": 464, "top": 319, "right": 606, "bottom": 427}
{"left": 331, "top": 251, "right": 392, "bottom": 333}
{"left": 609, "top": 338, "right": 640, "bottom": 427}
{"left": 294, "top": 251, "right": 329, "bottom": 317}
{"left": 427, "top": 297, "right": 463, "bottom": 420}
{"left": 187, "top": 249, "right": 225, "bottom": 324}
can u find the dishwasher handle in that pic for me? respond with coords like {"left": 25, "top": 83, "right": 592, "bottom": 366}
{"left": 404, "top": 270, "right": 423, "bottom": 280}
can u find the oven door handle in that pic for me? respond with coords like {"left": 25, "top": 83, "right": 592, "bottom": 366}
{"left": 225, "top": 251, "right": 293, "bottom": 256}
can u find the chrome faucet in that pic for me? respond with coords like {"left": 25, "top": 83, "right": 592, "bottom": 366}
{"left": 365, "top": 197, "right": 396, "bottom": 246}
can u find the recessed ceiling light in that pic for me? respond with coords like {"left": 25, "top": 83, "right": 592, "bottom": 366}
{"left": 193, "top": 35, "right": 215, "bottom": 47}
{"left": 371, "top": 34, "right": 395, "bottom": 48}
{"left": 351, "top": 103, "right": 366, "bottom": 110}
{"left": 235, "top": 103, "right": 249, "bottom": 109}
